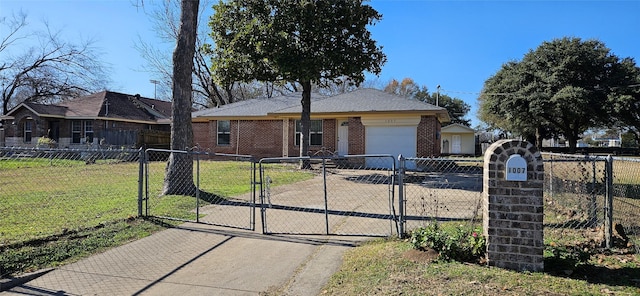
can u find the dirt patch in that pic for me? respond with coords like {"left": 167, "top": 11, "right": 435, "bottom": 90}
{"left": 402, "top": 248, "right": 439, "bottom": 264}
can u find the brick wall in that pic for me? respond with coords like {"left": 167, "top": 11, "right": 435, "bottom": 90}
{"left": 417, "top": 115, "right": 441, "bottom": 157}
{"left": 483, "top": 139, "right": 544, "bottom": 272}
{"left": 193, "top": 121, "right": 214, "bottom": 149}
{"left": 195, "top": 120, "right": 284, "bottom": 159}
{"left": 348, "top": 117, "right": 365, "bottom": 155}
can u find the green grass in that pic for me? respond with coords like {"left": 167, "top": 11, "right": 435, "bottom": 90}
{"left": 321, "top": 239, "right": 640, "bottom": 295}
{"left": 0, "top": 158, "right": 313, "bottom": 276}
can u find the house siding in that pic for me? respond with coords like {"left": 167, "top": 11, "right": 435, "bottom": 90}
{"left": 192, "top": 115, "right": 443, "bottom": 160}
{"left": 199, "top": 120, "right": 284, "bottom": 159}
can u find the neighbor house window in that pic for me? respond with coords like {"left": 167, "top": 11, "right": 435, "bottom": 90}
{"left": 84, "top": 121, "right": 94, "bottom": 143}
{"left": 72, "top": 121, "right": 82, "bottom": 143}
{"left": 217, "top": 120, "right": 231, "bottom": 145}
{"left": 72, "top": 120, "right": 94, "bottom": 144}
{"left": 23, "top": 120, "right": 33, "bottom": 143}
{"left": 295, "top": 120, "right": 322, "bottom": 146}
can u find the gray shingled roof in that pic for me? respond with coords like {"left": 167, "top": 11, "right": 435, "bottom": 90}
{"left": 192, "top": 88, "right": 449, "bottom": 120}
{"left": 192, "top": 92, "right": 326, "bottom": 117}
{"left": 272, "top": 88, "right": 446, "bottom": 114}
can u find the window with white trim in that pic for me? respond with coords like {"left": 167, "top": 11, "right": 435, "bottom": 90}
{"left": 71, "top": 120, "right": 94, "bottom": 144}
{"left": 84, "top": 121, "right": 94, "bottom": 143}
{"left": 72, "top": 121, "right": 82, "bottom": 143}
{"left": 23, "top": 120, "right": 33, "bottom": 143}
{"left": 295, "top": 120, "right": 322, "bottom": 146}
{"left": 217, "top": 120, "right": 231, "bottom": 145}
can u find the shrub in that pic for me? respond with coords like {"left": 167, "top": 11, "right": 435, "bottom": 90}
{"left": 409, "top": 223, "right": 486, "bottom": 263}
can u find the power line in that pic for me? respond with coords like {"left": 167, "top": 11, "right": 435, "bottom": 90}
{"left": 440, "top": 82, "right": 640, "bottom": 98}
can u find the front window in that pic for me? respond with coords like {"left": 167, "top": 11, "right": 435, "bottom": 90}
{"left": 84, "top": 121, "right": 93, "bottom": 143}
{"left": 72, "top": 121, "right": 82, "bottom": 143}
{"left": 217, "top": 120, "right": 231, "bottom": 145}
{"left": 72, "top": 120, "right": 95, "bottom": 144}
{"left": 295, "top": 120, "right": 322, "bottom": 146}
{"left": 24, "top": 120, "right": 33, "bottom": 143}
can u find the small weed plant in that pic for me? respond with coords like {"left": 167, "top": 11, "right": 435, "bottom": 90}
{"left": 409, "top": 222, "right": 486, "bottom": 263}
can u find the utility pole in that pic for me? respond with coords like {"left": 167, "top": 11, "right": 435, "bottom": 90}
{"left": 436, "top": 85, "right": 440, "bottom": 106}
{"left": 150, "top": 79, "right": 159, "bottom": 99}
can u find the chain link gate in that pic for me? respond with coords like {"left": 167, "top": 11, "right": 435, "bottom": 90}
{"left": 258, "top": 154, "right": 399, "bottom": 236}
{"left": 143, "top": 149, "right": 256, "bottom": 230}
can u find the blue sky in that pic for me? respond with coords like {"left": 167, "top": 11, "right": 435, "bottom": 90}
{"left": 2, "top": 0, "right": 639, "bottom": 127}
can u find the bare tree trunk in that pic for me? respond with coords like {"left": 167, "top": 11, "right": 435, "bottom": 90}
{"left": 299, "top": 80, "right": 312, "bottom": 169}
{"left": 162, "top": 0, "right": 199, "bottom": 196}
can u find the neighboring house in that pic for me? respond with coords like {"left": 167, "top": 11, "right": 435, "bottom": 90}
{"left": 192, "top": 88, "right": 450, "bottom": 163}
{"left": 440, "top": 123, "right": 475, "bottom": 155}
{"left": 0, "top": 91, "right": 172, "bottom": 148}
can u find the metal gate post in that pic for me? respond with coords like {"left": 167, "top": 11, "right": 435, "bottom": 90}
{"left": 323, "top": 157, "right": 330, "bottom": 235}
{"left": 195, "top": 151, "right": 200, "bottom": 223}
{"left": 137, "top": 148, "right": 144, "bottom": 217}
{"left": 605, "top": 155, "right": 614, "bottom": 248}
{"left": 397, "top": 155, "right": 405, "bottom": 237}
{"left": 258, "top": 160, "right": 267, "bottom": 234}
{"left": 251, "top": 160, "right": 256, "bottom": 231}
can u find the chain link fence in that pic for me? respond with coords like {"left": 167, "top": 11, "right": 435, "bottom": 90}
{"left": 258, "top": 154, "right": 399, "bottom": 236}
{"left": 143, "top": 149, "right": 256, "bottom": 230}
{"left": 0, "top": 146, "right": 142, "bottom": 278}
{"left": 542, "top": 153, "right": 640, "bottom": 252}
{"left": 610, "top": 157, "right": 640, "bottom": 252}
{"left": 399, "top": 157, "right": 484, "bottom": 234}
{"left": 4, "top": 145, "right": 640, "bottom": 281}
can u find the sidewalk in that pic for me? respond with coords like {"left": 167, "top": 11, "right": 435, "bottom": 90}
{"left": 1, "top": 222, "right": 367, "bottom": 295}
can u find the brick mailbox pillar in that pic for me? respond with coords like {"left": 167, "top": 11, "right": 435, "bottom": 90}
{"left": 483, "top": 139, "right": 544, "bottom": 272}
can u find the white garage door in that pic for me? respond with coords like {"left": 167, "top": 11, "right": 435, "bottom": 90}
{"left": 365, "top": 126, "right": 417, "bottom": 168}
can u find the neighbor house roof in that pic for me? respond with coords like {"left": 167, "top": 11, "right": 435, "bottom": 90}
{"left": 2, "top": 91, "right": 172, "bottom": 124}
{"left": 441, "top": 123, "right": 475, "bottom": 133}
{"left": 192, "top": 88, "right": 451, "bottom": 122}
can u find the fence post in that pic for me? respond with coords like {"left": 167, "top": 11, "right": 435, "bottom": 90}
{"left": 137, "top": 148, "right": 144, "bottom": 217}
{"left": 397, "top": 154, "right": 405, "bottom": 237}
{"left": 322, "top": 157, "right": 330, "bottom": 235}
{"left": 195, "top": 150, "right": 201, "bottom": 223}
{"left": 605, "top": 155, "right": 614, "bottom": 248}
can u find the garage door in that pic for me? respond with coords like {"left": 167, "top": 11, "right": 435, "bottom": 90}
{"left": 365, "top": 126, "right": 416, "bottom": 168}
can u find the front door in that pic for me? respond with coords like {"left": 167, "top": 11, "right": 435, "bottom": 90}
{"left": 337, "top": 120, "right": 349, "bottom": 156}
{"left": 452, "top": 135, "right": 461, "bottom": 154}
{"left": 48, "top": 121, "right": 60, "bottom": 142}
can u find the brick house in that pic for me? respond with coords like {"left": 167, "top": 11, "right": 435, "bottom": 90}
{"left": 192, "top": 88, "right": 450, "bottom": 160}
{"left": 0, "top": 91, "right": 171, "bottom": 148}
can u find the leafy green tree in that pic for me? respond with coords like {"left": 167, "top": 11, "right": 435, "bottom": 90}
{"left": 414, "top": 86, "right": 471, "bottom": 127}
{"left": 609, "top": 60, "right": 640, "bottom": 145}
{"left": 478, "top": 37, "right": 637, "bottom": 151}
{"left": 206, "top": 0, "right": 386, "bottom": 163}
